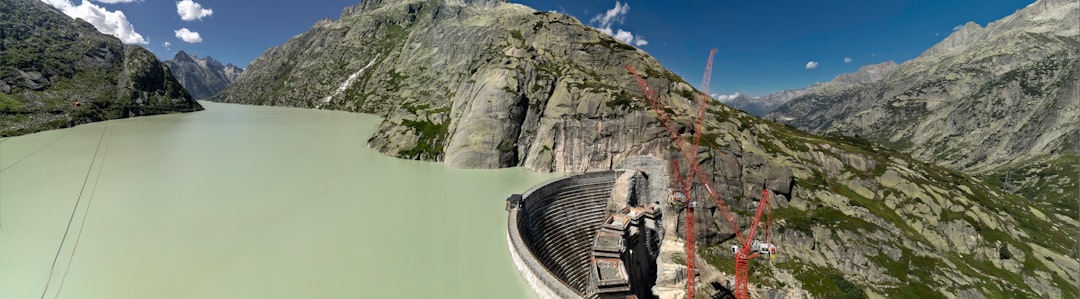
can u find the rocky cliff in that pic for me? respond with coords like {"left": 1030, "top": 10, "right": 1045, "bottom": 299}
{"left": 164, "top": 51, "right": 244, "bottom": 99}
{"left": 769, "top": 0, "right": 1078, "bottom": 173}
{"left": 213, "top": 0, "right": 1078, "bottom": 297}
{"left": 831, "top": 60, "right": 899, "bottom": 84}
{"left": 767, "top": 0, "right": 1079, "bottom": 239}
{"left": 0, "top": 0, "right": 201, "bottom": 137}
{"left": 0, "top": 0, "right": 203, "bottom": 136}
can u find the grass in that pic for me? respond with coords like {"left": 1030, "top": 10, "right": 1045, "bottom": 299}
{"left": 401, "top": 102, "right": 429, "bottom": 114}
{"left": 644, "top": 67, "right": 684, "bottom": 84}
{"left": 382, "top": 69, "right": 408, "bottom": 92}
{"left": 397, "top": 118, "right": 449, "bottom": 160}
{"left": 0, "top": 93, "right": 23, "bottom": 111}
{"left": 586, "top": 36, "right": 636, "bottom": 52}
{"left": 980, "top": 154, "right": 1079, "bottom": 219}
{"left": 534, "top": 61, "right": 564, "bottom": 80}
{"left": 771, "top": 204, "right": 879, "bottom": 236}
{"left": 497, "top": 140, "right": 516, "bottom": 153}
{"left": 780, "top": 263, "right": 868, "bottom": 299}
{"left": 863, "top": 251, "right": 946, "bottom": 298}
{"left": 604, "top": 91, "right": 644, "bottom": 111}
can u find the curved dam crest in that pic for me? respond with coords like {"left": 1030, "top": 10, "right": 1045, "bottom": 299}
{"left": 508, "top": 165, "right": 667, "bottom": 299}
{"left": 0, "top": 101, "right": 560, "bottom": 298}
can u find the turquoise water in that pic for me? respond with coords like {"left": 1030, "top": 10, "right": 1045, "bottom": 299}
{"left": 0, "top": 101, "right": 556, "bottom": 298}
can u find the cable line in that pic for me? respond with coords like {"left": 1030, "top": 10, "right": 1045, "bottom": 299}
{"left": 39, "top": 122, "right": 108, "bottom": 299}
{"left": 54, "top": 125, "right": 113, "bottom": 298}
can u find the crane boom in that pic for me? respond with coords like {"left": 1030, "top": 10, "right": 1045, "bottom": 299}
{"left": 626, "top": 64, "right": 740, "bottom": 237}
{"left": 689, "top": 49, "right": 717, "bottom": 178}
{"left": 625, "top": 49, "right": 774, "bottom": 299}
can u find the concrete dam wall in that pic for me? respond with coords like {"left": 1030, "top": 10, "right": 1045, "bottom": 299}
{"left": 507, "top": 169, "right": 663, "bottom": 299}
{"left": 507, "top": 171, "right": 621, "bottom": 298}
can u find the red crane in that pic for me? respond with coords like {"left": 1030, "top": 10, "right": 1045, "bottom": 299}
{"left": 626, "top": 49, "right": 774, "bottom": 299}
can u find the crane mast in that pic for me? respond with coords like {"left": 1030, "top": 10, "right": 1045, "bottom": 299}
{"left": 626, "top": 49, "right": 774, "bottom": 299}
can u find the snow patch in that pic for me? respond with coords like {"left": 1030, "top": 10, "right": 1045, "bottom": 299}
{"left": 322, "top": 54, "right": 381, "bottom": 104}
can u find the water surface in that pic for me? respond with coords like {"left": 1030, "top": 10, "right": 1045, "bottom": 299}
{"left": 0, "top": 101, "right": 556, "bottom": 298}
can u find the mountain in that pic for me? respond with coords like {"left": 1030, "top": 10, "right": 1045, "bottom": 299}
{"left": 0, "top": 0, "right": 202, "bottom": 137}
{"left": 719, "top": 84, "right": 819, "bottom": 117}
{"left": 768, "top": 0, "right": 1078, "bottom": 172}
{"left": 831, "top": 60, "right": 899, "bottom": 84}
{"left": 213, "top": 0, "right": 1078, "bottom": 297}
{"left": 767, "top": 0, "right": 1079, "bottom": 227}
{"left": 164, "top": 51, "right": 244, "bottom": 99}
{"left": 724, "top": 61, "right": 897, "bottom": 117}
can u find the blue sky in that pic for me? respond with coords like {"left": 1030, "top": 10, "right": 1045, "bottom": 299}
{"left": 39, "top": 0, "right": 1033, "bottom": 96}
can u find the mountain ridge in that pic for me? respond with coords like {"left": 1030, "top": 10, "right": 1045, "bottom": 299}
{"left": 766, "top": 0, "right": 1078, "bottom": 171}
{"left": 723, "top": 61, "right": 898, "bottom": 116}
{"left": 765, "top": 0, "right": 1079, "bottom": 259}
{"left": 0, "top": 0, "right": 202, "bottom": 136}
{"left": 164, "top": 51, "right": 244, "bottom": 99}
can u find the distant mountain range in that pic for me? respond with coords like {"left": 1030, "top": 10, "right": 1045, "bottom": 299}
{"left": 0, "top": 0, "right": 201, "bottom": 136}
{"left": 720, "top": 61, "right": 898, "bottom": 116}
{"left": 717, "top": 84, "right": 818, "bottom": 117}
{"left": 164, "top": 51, "right": 244, "bottom": 99}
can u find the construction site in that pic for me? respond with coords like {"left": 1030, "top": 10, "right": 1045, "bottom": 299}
{"left": 506, "top": 167, "right": 664, "bottom": 299}
{"left": 505, "top": 50, "right": 786, "bottom": 299}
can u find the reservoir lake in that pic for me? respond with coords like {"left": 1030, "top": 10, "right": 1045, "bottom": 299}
{"left": 0, "top": 101, "right": 558, "bottom": 298}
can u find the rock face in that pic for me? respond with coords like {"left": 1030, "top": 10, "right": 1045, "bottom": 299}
{"left": 767, "top": 0, "right": 1079, "bottom": 173}
{"left": 766, "top": 0, "right": 1079, "bottom": 238}
{"left": 214, "top": 0, "right": 1078, "bottom": 297}
{"left": 164, "top": 51, "right": 244, "bottom": 99}
{"left": 830, "top": 61, "right": 898, "bottom": 84}
{"left": 0, "top": 0, "right": 202, "bottom": 136}
{"left": 724, "top": 61, "right": 897, "bottom": 117}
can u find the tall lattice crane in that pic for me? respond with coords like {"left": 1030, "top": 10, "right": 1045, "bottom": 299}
{"left": 626, "top": 49, "right": 775, "bottom": 299}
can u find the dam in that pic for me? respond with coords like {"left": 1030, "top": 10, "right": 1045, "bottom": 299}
{"left": 507, "top": 164, "right": 667, "bottom": 299}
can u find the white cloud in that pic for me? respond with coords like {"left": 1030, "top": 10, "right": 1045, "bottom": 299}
{"left": 597, "top": 26, "right": 612, "bottom": 36}
{"left": 713, "top": 92, "right": 742, "bottom": 103}
{"left": 805, "top": 61, "right": 819, "bottom": 69}
{"left": 176, "top": 0, "right": 212, "bottom": 21}
{"left": 174, "top": 28, "right": 202, "bottom": 43}
{"left": 39, "top": 0, "right": 147, "bottom": 44}
{"left": 613, "top": 29, "right": 634, "bottom": 43}
{"left": 843, "top": 57, "right": 852, "bottom": 63}
{"left": 590, "top": 1, "right": 648, "bottom": 47}
{"left": 590, "top": 1, "right": 629, "bottom": 28}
